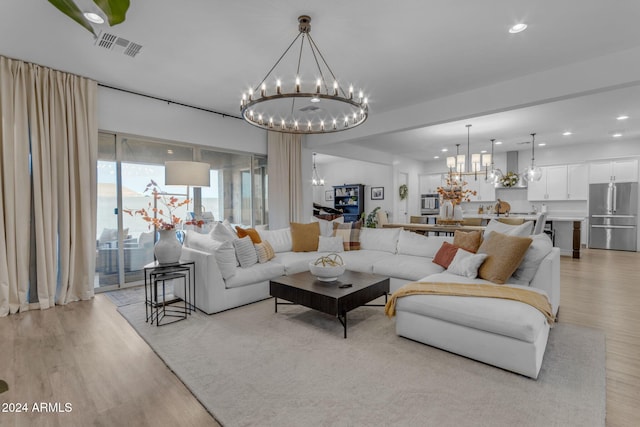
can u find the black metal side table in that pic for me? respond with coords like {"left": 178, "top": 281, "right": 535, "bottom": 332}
{"left": 144, "top": 261, "right": 196, "bottom": 326}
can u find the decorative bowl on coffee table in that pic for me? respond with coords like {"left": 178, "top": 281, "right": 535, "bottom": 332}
{"left": 309, "top": 253, "right": 346, "bottom": 282}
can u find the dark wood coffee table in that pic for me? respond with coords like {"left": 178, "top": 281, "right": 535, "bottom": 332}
{"left": 269, "top": 270, "right": 390, "bottom": 338}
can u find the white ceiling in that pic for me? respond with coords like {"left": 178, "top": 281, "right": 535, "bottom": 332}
{"left": 1, "top": 1, "right": 640, "bottom": 161}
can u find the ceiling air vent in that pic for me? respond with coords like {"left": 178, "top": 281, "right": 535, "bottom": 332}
{"left": 299, "top": 105, "right": 321, "bottom": 112}
{"left": 95, "top": 31, "right": 143, "bottom": 58}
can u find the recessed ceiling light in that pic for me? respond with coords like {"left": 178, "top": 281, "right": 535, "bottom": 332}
{"left": 616, "top": 115, "right": 629, "bottom": 120}
{"left": 509, "top": 23, "right": 528, "bottom": 34}
{"left": 83, "top": 12, "right": 104, "bottom": 24}
{"left": 441, "top": 148, "right": 448, "bottom": 152}
{"left": 495, "top": 141, "right": 503, "bottom": 145}
{"left": 310, "top": 97, "right": 320, "bottom": 103}
{"left": 434, "top": 156, "right": 440, "bottom": 159}
{"left": 562, "top": 131, "right": 572, "bottom": 136}
{"left": 480, "top": 150, "right": 487, "bottom": 153}
{"left": 612, "top": 133, "right": 623, "bottom": 138}
{"left": 538, "top": 143, "right": 546, "bottom": 147}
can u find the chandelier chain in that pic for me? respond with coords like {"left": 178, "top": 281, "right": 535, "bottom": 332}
{"left": 253, "top": 32, "right": 303, "bottom": 93}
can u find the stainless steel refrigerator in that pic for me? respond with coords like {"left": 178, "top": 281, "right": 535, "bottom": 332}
{"left": 589, "top": 182, "right": 638, "bottom": 251}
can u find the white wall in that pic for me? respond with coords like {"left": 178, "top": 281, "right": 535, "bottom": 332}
{"left": 98, "top": 86, "right": 266, "bottom": 154}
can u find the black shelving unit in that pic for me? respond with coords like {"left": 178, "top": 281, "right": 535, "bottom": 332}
{"left": 334, "top": 184, "right": 365, "bottom": 223}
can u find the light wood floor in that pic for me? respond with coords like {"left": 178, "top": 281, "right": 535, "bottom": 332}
{"left": 0, "top": 248, "right": 638, "bottom": 426}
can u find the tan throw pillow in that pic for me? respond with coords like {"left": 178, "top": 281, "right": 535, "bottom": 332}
{"left": 333, "top": 221, "right": 362, "bottom": 251}
{"left": 254, "top": 240, "right": 276, "bottom": 263}
{"left": 235, "top": 226, "right": 262, "bottom": 243}
{"left": 477, "top": 231, "right": 532, "bottom": 284}
{"left": 290, "top": 222, "right": 320, "bottom": 252}
{"left": 453, "top": 230, "right": 482, "bottom": 253}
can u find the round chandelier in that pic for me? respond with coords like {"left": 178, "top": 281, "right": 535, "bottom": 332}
{"left": 240, "top": 15, "right": 369, "bottom": 135}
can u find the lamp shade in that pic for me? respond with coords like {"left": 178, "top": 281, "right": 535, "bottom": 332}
{"left": 165, "top": 161, "right": 211, "bottom": 187}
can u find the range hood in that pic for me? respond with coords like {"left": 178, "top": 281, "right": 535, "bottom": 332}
{"left": 495, "top": 151, "right": 527, "bottom": 189}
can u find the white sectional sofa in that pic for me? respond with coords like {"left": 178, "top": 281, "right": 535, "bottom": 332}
{"left": 177, "top": 225, "right": 559, "bottom": 378}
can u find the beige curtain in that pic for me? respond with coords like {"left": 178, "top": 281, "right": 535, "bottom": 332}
{"left": 0, "top": 56, "right": 97, "bottom": 316}
{"left": 267, "top": 131, "right": 302, "bottom": 229}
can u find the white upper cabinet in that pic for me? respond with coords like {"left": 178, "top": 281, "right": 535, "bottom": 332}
{"left": 527, "top": 165, "right": 568, "bottom": 201}
{"left": 589, "top": 159, "right": 638, "bottom": 183}
{"left": 567, "top": 163, "right": 588, "bottom": 200}
{"left": 419, "top": 173, "right": 444, "bottom": 194}
{"left": 465, "top": 176, "right": 496, "bottom": 202}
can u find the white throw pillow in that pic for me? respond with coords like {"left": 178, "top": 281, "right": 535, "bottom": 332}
{"left": 447, "top": 249, "right": 488, "bottom": 278}
{"left": 210, "top": 221, "right": 237, "bottom": 242}
{"left": 396, "top": 231, "right": 453, "bottom": 258}
{"left": 484, "top": 219, "right": 534, "bottom": 237}
{"left": 214, "top": 240, "right": 237, "bottom": 279}
{"left": 359, "top": 227, "right": 401, "bottom": 253}
{"left": 509, "top": 233, "right": 554, "bottom": 285}
{"left": 317, "top": 236, "right": 344, "bottom": 253}
{"left": 233, "top": 236, "right": 258, "bottom": 268}
{"left": 311, "top": 216, "right": 345, "bottom": 237}
{"left": 183, "top": 230, "right": 218, "bottom": 253}
{"left": 257, "top": 228, "right": 292, "bottom": 253}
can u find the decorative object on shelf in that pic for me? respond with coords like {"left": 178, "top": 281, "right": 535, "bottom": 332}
{"left": 524, "top": 133, "right": 543, "bottom": 182}
{"left": 325, "top": 190, "right": 334, "bottom": 202}
{"left": 398, "top": 184, "right": 408, "bottom": 200}
{"left": 371, "top": 187, "right": 384, "bottom": 200}
{"left": 240, "top": 15, "right": 369, "bottom": 135}
{"left": 362, "top": 207, "right": 381, "bottom": 228}
{"left": 309, "top": 253, "right": 346, "bottom": 282}
{"left": 500, "top": 171, "right": 520, "bottom": 187}
{"left": 311, "top": 152, "right": 325, "bottom": 186}
{"left": 124, "top": 180, "right": 203, "bottom": 264}
{"left": 436, "top": 176, "right": 476, "bottom": 205}
{"left": 154, "top": 229, "right": 182, "bottom": 264}
{"left": 333, "top": 184, "right": 364, "bottom": 223}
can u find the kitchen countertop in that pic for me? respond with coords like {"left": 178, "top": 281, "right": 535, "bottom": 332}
{"left": 463, "top": 214, "right": 586, "bottom": 222}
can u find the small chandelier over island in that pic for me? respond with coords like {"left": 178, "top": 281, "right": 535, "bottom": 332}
{"left": 240, "top": 15, "right": 369, "bottom": 135}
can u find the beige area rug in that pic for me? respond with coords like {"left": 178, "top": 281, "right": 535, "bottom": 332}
{"left": 118, "top": 298, "right": 605, "bottom": 427}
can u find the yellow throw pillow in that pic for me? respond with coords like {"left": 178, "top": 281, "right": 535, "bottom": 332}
{"left": 453, "top": 230, "right": 483, "bottom": 253}
{"left": 290, "top": 222, "right": 320, "bottom": 252}
{"left": 477, "top": 231, "right": 532, "bottom": 284}
{"left": 235, "top": 226, "right": 262, "bottom": 243}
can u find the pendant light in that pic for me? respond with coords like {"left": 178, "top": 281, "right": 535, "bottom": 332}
{"left": 486, "top": 139, "right": 502, "bottom": 184}
{"left": 311, "top": 152, "right": 325, "bottom": 186}
{"left": 524, "top": 133, "right": 543, "bottom": 182}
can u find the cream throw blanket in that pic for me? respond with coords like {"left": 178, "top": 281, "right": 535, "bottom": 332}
{"left": 384, "top": 282, "right": 555, "bottom": 325}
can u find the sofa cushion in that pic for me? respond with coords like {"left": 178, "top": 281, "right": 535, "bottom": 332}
{"left": 272, "top": 251, "right": 323, "bottom": 275}
{"left": 233, "top": 236, "right": 258, "bottom": 268}
{"left": 373, "top": 254, "right": 445, "bottom": 281}
{"left": 258, "top": 228, "right": 292, "bottom": 253}
{"left": 184, "top": 230, "right": 217, "bottom": 253}
{"left": 446, "top": 249, "right": 488, "bottom": 279}
{"left": 508, "top": 233, "right": 553, "bottom": 285}
{"left": 339, "top": 249, "right": 389, "bottom": 273}
{"left": 333, "top": 221, "right": 362, "bottom": 251}
{"left": 211, "top": 221, "right": 236, "bottom": 242}
{"left": 477, "top": 232, "right": 532, "bottom": 284}
{"left": 224, "top": 261, "right": 285, "bottom": 289}
{"left": 359, "top": 227, "right": 401, "bottom": 253}
{"left": 235, "top": 226, "right": 262, "bottom": 243}
{"left": 290, "top": 222, "right": 320, "bottom": 252}
{"left": 453, "top": 230, "right": 482, "bottom": 253}
{"left": 394, "top": 284, "right": 549, "bottom": 342}
{"left": 432, "top": 241, "right": 459, "bottom": 268}
{"left": 254, "top": 240, "right": 276, "bottom": 263}
{"left": 317, "top": 236, "right": 344, "bottom": 253}
{"left": 311, "top": 216, "right": 344, "bottom": 237}
{"left": 396, "top": 231, "right": 453, "bottom": 258}
{"left": 213, "top": 240, "right": 237, "bottom": 280}
{"left": 484, "top": 219, "right": 533, "bottom": 237}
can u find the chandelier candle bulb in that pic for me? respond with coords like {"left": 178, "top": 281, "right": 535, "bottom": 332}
{"left": 316, "top": 79, "right": 321, "bottom": 93}
{"left": 248, "top": 88, "right": 253, "bottom": 101}
{"left": 258, "top": 114, "right": 263, "bottom": 125}
{"left": 281, "top": 119, "right": 286, "bottom": 129}
{"left": 261, "top": 83, "right": 266, "bottom": 97}
{"left": 349, "top": 85, "right": 353, "bottom": 99}
{"left": 269, "top": 118, "right": 274, "bottom": 128}
{"left": 333, "top": 81, "right": 338, "bottom": 96}
{"left": 333, "top": 119, "right": 337, "bottom": 130}
{"left": 294, "top": 121, "right": 299, "bottom": 130}
{"left": 276, "top": 79, "right": 281, "bottom": 95}
{"left": 308, "top": 121, "right": 312, "bottom": 131}
{"left": 359, "top": 91, "right": 363, "bottom": 102}
{"left": 295, "top": 77, "right": 301, "bottom": 93}
{"left": 320, "top": 120, "right": 325, "bottom": 131}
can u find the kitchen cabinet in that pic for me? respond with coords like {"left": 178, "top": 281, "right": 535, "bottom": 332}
{"left": 527, "top": 165, "right": 568, "bottom": 201}
{"left": 567, "top": 163, "right": 588, "bottom": 200}
{"left": 589, "top": 159, "right": 638, "bottom": 183}
{"left": 419, "top": 173, "right": 444, "bottom": 194}
{"left": 465, "top": 176, "right": 496, "bottom": 202}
